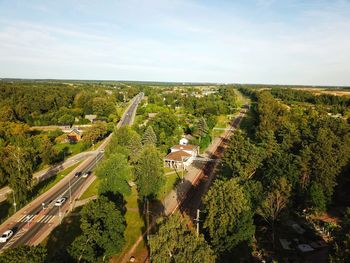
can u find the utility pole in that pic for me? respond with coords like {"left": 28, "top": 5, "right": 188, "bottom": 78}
{"left": 69, "top": 178, "right": 72, "bottom": 204}
{"left": 12, "top": 146, "right": 21, "bottom": 213}
{"left": 182, "top": 156, "right": 184, "bottom": 183}
{"left": 146, "top": 198, "right": 149, "bottom": 241}
{"left": 196, "top": 209, "right": 200, "bottom": 238}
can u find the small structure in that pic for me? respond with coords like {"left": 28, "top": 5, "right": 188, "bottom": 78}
{"left": 67, "top": 128, "right": 82, "bottom": 143}
{"left": 85, "top": 115, "right": 97, "bottom": 123}
{"left": 164, "top": 145, "right": 199, "bottom": 169}
{"left": 179, "top": 137, "right": 189, "bottom": 145}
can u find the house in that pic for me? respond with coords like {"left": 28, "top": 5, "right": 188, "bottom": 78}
{"left": 164, "top": 144, "right": 199, "bottom": 169}
{"left": 67, "top": 128, "right": 82, "bottom": 143}
{"left": 85, "top": 115, "right": 97, "bottom": 123}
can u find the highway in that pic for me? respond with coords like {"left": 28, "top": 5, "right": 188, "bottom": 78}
{"left": 0, "top": 92, "right": 143, "bottom": 252}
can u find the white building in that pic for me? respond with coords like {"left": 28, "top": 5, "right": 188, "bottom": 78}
{"left": 179, "top": 137, "right": 189, "bottom": 145}
{"left": 164, "top": 145, "right": 199, "bottom": 170}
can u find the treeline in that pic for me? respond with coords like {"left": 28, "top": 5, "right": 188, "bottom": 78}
{"left": 270, "top": 88, "right": 350, "bottom": 114}
{"left": 0, "top": 81, "right": 138, "bottom": 125}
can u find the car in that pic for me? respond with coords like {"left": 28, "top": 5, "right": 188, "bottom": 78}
{"left": 55, "top": 197, "right": 66, "bottom": 206}
{"left": 0, "top": 230, "right": 13, "bottom": 243}
{"left": 82, "top": 171, "right": 92, "bottom": 178}
{"left": 74, "top": 172, "right": 82, "bottom": 177}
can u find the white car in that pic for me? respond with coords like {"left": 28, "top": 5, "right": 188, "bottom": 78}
{"left": 82, "top": 171, "right": 92, "bottom": 178}
{"left": 55, "top": 197, "right": 66, "bottom": 206}
{"left": 0, "top": 230, "right": 13, "bottom": 243}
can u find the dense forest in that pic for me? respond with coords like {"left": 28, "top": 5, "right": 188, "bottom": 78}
{"left": 203, "top": 87, "right": 350, "bottom": 261}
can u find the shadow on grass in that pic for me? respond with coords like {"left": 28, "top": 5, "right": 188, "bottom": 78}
{"left": 45, "top": 207, "right": 83, "bottom": 263}
{"left": 0, "top": 201, "right": 11, "bottom": 224}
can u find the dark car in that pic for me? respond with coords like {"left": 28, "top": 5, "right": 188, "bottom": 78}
{"left": 74, "top": 172, "right": 82, "bottom": 177}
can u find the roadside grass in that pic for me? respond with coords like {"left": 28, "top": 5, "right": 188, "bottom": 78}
{"left": 30, "top": 162, "right": 82, "bottom": 201}
{"left": 0, "top": 201, "right": 11, "bottom": 224}
{"left": 212, "top": 114, "right": 229, "bottom": 138}
{"left": 164, "top": 167, "right": 175, "bottom": 173}
{"left": 42, "top": 207, "right": 83, "bottom": 263}
{"left": 79, "top": 178, "right": 100, "bottom": 200}
{"left": 111, "top": 187, "right": 146, "bottom": 262}
{"left": 53, "top": 141, "right": 87, "bottom": 157}
{"left": 158, "top": 171, "right": 182, "bottom": 201}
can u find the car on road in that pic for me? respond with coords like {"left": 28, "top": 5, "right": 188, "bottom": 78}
{"left": 55, "top": 197, "right": 66, "bottom": 206}
{"left": 0, "top": 230, "right": 13, "bottom": 243}
{"left": 74, "top": 171, "right": 82, "bottom": 177}
{"left": 82, "top": 171, "right": 92, "bottom": 178}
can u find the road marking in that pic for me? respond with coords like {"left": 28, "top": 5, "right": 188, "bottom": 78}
{"left": 17, "top": 214, "right": 34, "bottom": 223}
{"left": 38, "top": 215, "right": 55, "bottom": 224}
{"left": 1, "top": 228, "right": 26, "bottom": 250}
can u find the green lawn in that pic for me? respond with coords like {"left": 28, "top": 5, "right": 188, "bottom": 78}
{"left": 112, "top": 187, "right": 146, "bottom": 262}
{"left": 158, "top": 170, "right": 182, "bottom": 201}
{"left": 212, "top": 115, "right": 229, "bottom": 138}
{"left": 54, "top": 141, "right": 87, "bottom": 157}
{"left": 79, "top": 178, "right": 100, "bottom": 200}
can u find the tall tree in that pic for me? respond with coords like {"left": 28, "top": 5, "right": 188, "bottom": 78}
{"left": 95, "top": 153, "right": 132, "bottom": 196}
{"left": 69, "top": 196, "right": 125, "bottom": 262}
{"left": 149, "top": 213, "right": 216, "bottom": 263}
{"left": 0, "top": 245, "right": 47, "bottom": 263}
{"left": 203, "top": 178, "right": 255, "bottom": 254}
{"left": 2, "top": 144, "right": 34, "bottom": 203}
{"left": 257, "top": 177, "right": 291, "bottom": 247}
{"left": 142, "top": 125, "right": 157, "bottom": 146}
{"left": 196, "top": 117, "right": 209, "bottom": 139}
{"left": 222, "top": 132, "right": 263, "bottom": 179}
{"left": 135, "top": 145, "right": 165, "bottom": 199}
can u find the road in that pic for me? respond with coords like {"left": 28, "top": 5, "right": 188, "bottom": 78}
{"left": 0, "top": 92, "right": 143, "bottom": 252}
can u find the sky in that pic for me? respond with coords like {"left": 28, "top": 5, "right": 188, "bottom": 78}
{"left": 0, "top": 0, "right": 350, "bottom": 86}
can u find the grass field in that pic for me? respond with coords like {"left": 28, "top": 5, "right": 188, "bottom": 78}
{"left": 54, "top": 141, "right": 87, "bottom": 157}
{"left": 79, "top": 177, "right": 99, "bottom": 200}
{"left": 111, "top": 187, "right": 146, "bottom": 262}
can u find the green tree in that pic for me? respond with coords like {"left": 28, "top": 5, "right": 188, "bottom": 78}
{"left": 95, "top": 153, "right": 132, "bottom": 196}
{"left": 309, "top": 182, "right": 327, "bottom": 212}
{"left": 0, "top": 245, "right": 47, "bottom": 263}
{"left": 150, "top": 213, "right": 216, "bottom": 263}
{"left": 2, "top": 144, "right": 34, "bottom": 203}
{"left": 69, "top": 196, "right": 125, "bottom": 262}
{"left": 58, "top": 113, "right": 75, "bottom": 126}
{"left": 142, "top": 125, "right": 157, "bottom": 146}
{"left": 203, "top": 178, "right": 255, "bottom": 253}
{"left": 257, "top": 177, "right": 291, "bottom": 247}
{"left": 196, "top": 117, "right": 209, "bottom": 140}
{"left": 82, "top": 121, "right": 108, "bottom": 145}
{"left": 135, "top": 145, "right": 165, "bottom": 199}
{"left": 222, "top": 132, "right": 263, "bottom": 179}
{"left": 107, "top": 126, "right": 142, "bottom": 163}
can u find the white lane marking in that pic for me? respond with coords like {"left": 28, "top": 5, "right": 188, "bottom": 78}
{"left": 18, "top": 214, "right": 34, "bottom": 223}
{"left": 1, "top": 228, "right": 26, "bottom": 250}
{"left": 47, "top": 215, "right": 55, "bottom": 223}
